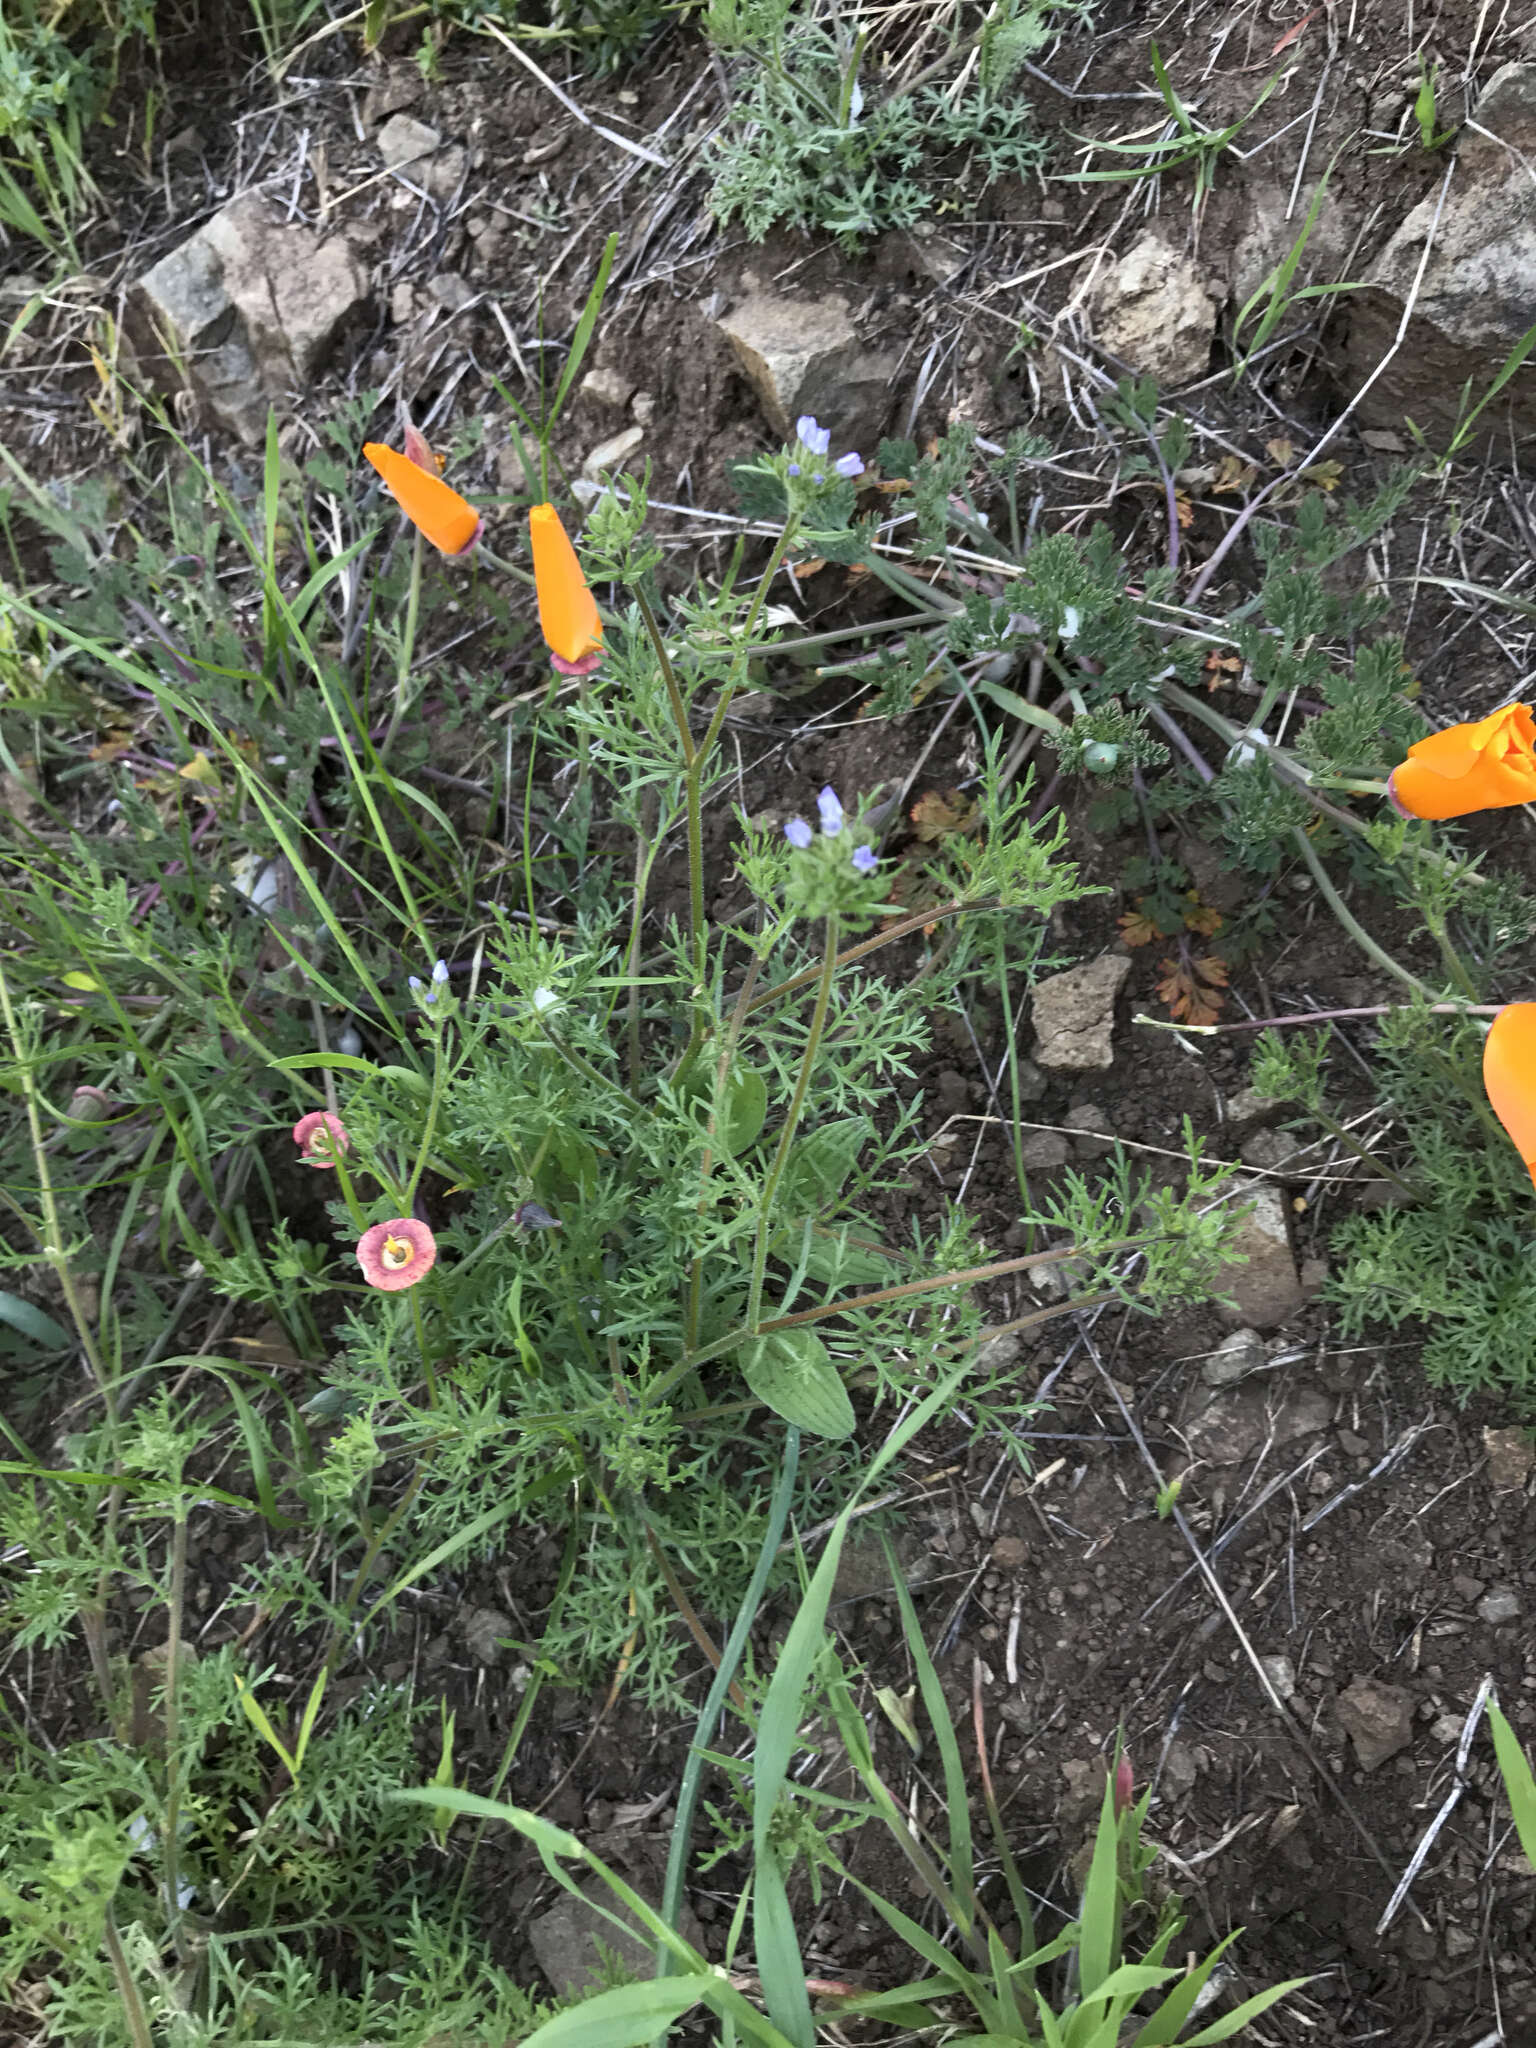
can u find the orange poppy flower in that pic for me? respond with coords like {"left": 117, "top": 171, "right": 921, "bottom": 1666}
{"left": 1387, "top": 702, "right": 1536, "bottom": 821}
{"left": 363, "top": 443, "right": 482, "bottom": 556}
{"left": 1483, "top": 1004, "right": 1536, "bottom": 1194}
{"left": 529, "top": 502, "right": 603, "bottom": 674}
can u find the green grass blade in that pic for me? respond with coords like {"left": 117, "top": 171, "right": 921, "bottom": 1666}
{"left": 512, "top": 1980, "right": 706, "bottom": 2046}
{"left": 1489, "top": 1700, "right": 1536, "bottom": 1867}
{"left": 363, "top": 1498, "right": 520, "bottom": 1621}
{"left": 1180, "top": 1976, "right": 1313, "bottom": 2044}
{"left": 883, "top": 1532, "right": 974, "bottom": 1929}
{"left": 548, "top": 233, "right": 620, "bottom": 427}
{"left": 656, "top": 1427, "right": 800, "bottom": 1977}
{"left": 1076, "top": 1772, "right": 1120, "bottom": 1999}
{"left": 0, "top": 1291, "right": 70, "bottom": 1350}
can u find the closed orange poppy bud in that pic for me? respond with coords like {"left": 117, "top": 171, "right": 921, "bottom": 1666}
{"left": 1388, "top": 702, "right": 1536, "bottom": 820}
{"left": 363, "top": 443, "right": 482, "bottom": 556}
{"left": 1483, "top": 1003, "right": 1536, "bottom": 1194}
{"left": 529, "top": 502, "right": 603, "bottom": 673}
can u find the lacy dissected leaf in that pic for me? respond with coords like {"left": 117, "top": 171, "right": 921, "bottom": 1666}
{"left": 1155, "top": 953, "right": 1230, "bottom": 1026}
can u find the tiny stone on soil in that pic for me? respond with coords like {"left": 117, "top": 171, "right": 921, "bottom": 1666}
{"left": 1084, "top": 230, "right": 1218, "bottom": 387}
{"left": 1201, "top": 1327, "right": 1266, "bottom": 1387}
{"left": 1066, "top": 1102, "right": 1114, "bottom": 1159}
{"left": 1224, "top": 1085, "right": 1276, "bottom": 1125}
{"left": 376, "top": 112, "right": 441, "bottom": 173}
{"left": 1477, "top": 1587, "right": 1522, "bottom": 1625}
{"left": 1260, "top": 1653, "right": 1297, "bottom": 1703}
{"left": 1484, "top": 1425, "right": 1534, "bottom": 1493}
{"left": 582, "top": 426, "right": 644, "bottom": 479}
{"left": 1212, "top": 1178, "right": 1311, "bottom": 1328}
{"left": 1337, "top": 1674, "right": 1415, "bottom": 1771}
{"left": 1030, "top": 954, "right": 1132, "bottom": 1070}
{"left": 579, "top": 364, "right": 635, "bottom": 409}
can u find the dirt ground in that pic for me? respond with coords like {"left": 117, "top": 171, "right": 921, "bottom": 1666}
{"left": 7, "top": 0, "right": 1536, "bottom": 2038}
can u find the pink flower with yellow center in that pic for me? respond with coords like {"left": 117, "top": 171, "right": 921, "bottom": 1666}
{"left": 356, "top": 1218, "right": 437, "bottom": 1292}
{"left": 292, "top": 1110, "right": 350, "bottom": 1168}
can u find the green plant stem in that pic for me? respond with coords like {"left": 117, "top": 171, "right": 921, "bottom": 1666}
{"left": 328, "top": 1145, "right": 373, "bottom": 1236}
{"left": 679, "top": 514, "right": 801, "bottom": 982}
{"left": 1289, "top": 828, "right": 1437, "bottom": 999}
{"left": 994, "top": 939, "right": 1033, "bottom": 1229}
{"left": 403, "top": 1036, "right": 450, "bottom": 1213}
{"left": 636, "top": 588, "right": 696, "bottom": 769}
{"left": 161, "top": 1509, "right": 192, "bottom": 1967}
{"left": 410, "top": 1287, "right": 439, "bottom": 1408}
{"left": 450, "top": 1510, "right": 582, "bottom": 1925}
{"left": 746, "top": 912, "right": 840, "bottom": 1333}
{"left": 743, "top": 894, "right": 992, "bottom": 1016}
{"left": 654, "top": 1424, "right": 797, "bottom": 1989}
{"left": 653, "top": 1240, "right": 1139, "bottom": 1404}
{"left": 381, "top": 529, "right": 424, "bottom": 757}
{"left": 0, "top": 955, "right": 110, "bottom": 1393}
{"left": 1306, "top": 1105, "right": 1418, "bottom": 1198}
{"left": 536, "top": 1014, "right": 643, "bottom": 1111}
{"left": 101, "top": 1914, "right": 155, "bottom": 2048}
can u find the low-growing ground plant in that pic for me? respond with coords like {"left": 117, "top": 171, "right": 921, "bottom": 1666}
{"left": 706, "top": 0, "right": 1069, "bottom": 248}
{"left": 0, "top": 256, "right": 1253, "bottom": 2030}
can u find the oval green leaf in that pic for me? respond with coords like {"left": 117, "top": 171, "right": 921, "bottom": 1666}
{"left": 738, "top": 1329, "right": 854, "bottom": 1439}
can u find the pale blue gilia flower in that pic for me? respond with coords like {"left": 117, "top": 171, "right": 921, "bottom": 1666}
{"left": 816, "top": 785, "right": 844, "bottom": 834}
{"left": 833, "top": 452, "right": 864, "bottom": 478}
{"left": 851, "top": 845, "right": 878, "bottom": 873}
{"left": 795, "top": 415, "right": 831, "bottom": 457}
{"left": 784, "top": 816, "right": 814, "bottom": 849}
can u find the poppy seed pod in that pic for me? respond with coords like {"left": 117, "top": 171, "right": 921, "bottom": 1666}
{"left": 1387, "top": 703, "right": 1536, "bottom": 821}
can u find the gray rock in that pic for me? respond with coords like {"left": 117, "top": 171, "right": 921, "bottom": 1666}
{"left": 1336, "top": 1675, "right": 1414, "bottom": 1772}
{"left": 1201, "top": 1327, "right": 1266, "bottom": 1387}
{"left": 1344, "top": 64, "right": 1536, "bottom": 451}
{"left": 582, "top": 425, "right": 644, "bottom": 479}
{"left": 1161, "top": 1738, "right": 1201, "bottom": 1800}
{"left": 1477, "top": 1587, "right": 1522, "bottom": 1625}
{"left": 1240, "top": 1128, "right": 1306, "bottom": 1175}
{"left": 1014, "top": 1057, "right": 1048, "bottom": 1103}
{"left": 456, "top": 1606, "right": 512, "bottom": 1664}
{"left": 376, "top": 113, "right": 464, "bottom": 199}
{"left": 974, "top": 1332, "right": 1022, "bottom": 1374}
{"left": 715, "top": 287, "right": 897, "bottom": 447}
{"left": 1484, "top": 1425, "right": 1535, "bottom": 1493}
{"left": 1259, "top": 1653, "right": 1297, "bottom": 1704}
{"left": 130, "top": 193, "right": 368, "bottom": 444}
{"left": 580, "top": 364, "right": 635, "bottom": 409}
{"left": 1183, "top": 1381, "right": 1332, "bottom": 1467}
{"left": 1225, "top": 1085, "right": 1277, "bottom": 1126}
{"left": 377, "top": 111, "right": 441, "bottom": 172}
{"left": 1085, "top": 231, "right": 1217, "bottom": 387}
{"left": 1027, "top": 1256, "right": 1076, "bottom": 1301}
{"left": 1018, "top": 1129, "right": 1071, "bottom": 1169}
{"left": 528, "top": 1877, "right": 703, "bottom": 1998}
{"left": 1213, "top": 1178, "right": 1308, "bottom": 1328}
{"left": 1065, "top": 1103, "right": 1115, "bottom": 1160}
{"left": 1031, "top": 954, "right": 1132, "bottom": 1071}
